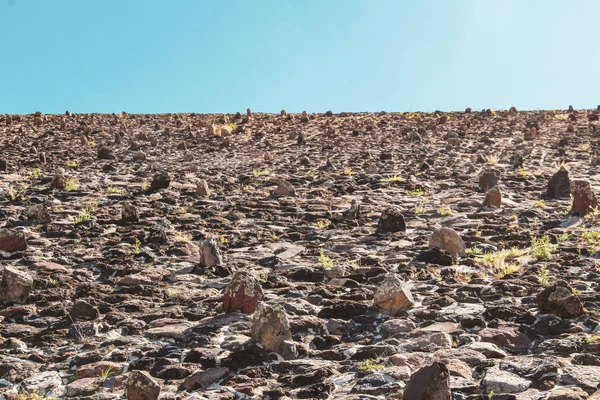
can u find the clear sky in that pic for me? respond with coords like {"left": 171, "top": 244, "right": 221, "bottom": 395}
{"left": 1, "top": 0, "right": 599, "bottom": 114}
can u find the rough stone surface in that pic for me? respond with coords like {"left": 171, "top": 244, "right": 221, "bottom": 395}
{"left": 0, "top": 229, "right": 27, "bottom": 253}
{"left": 251, "top": 302, "right": 292, "bottom": 355}
{"left": 429, "top": 227, "right": 466, "bottom": 260}
{"left": 222, "top": 271, "right": 264, "bottom": 313}
{"left": 482, "top": 186, "right": 502, "bottom": 207}
{"left": 0, "top": 266, "right": 33, "bottom": 303}
{"left": 547, "top": 166, "right": 571, "bottom": 198}
{"left": 403, "top": 361, "right": 451, "bottom": 400}
{"left": 536, "top": 280, "right": 584, "bottom": 318}
{"left": 571, "top": 179, "right": 598, "bottom": 215}
{"left": 372, "top": 274, "right": 415, "bottom": 315}
{"left": 126, "top": 370, "right": 161, "bottom": 400}
{"left": 376, "top": 207, "right": 406, "bottom": 234}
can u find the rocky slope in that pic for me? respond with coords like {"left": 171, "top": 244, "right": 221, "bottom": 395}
{"left": 0, "top": 108, "right": 600, "bottom": 399}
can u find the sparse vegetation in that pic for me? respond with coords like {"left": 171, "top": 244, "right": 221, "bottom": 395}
{"left": 359, "top": 359, "right": 385, "bottom": 371}
{"left": 64, "top": 178, "right": 79, "bottom": 192}
{"left": 313, "top": 220, "right": 330, "bottom": 230}
{"left": 318, "top": 248, "right": 335, "bottom": 270}
{"left": 530, "top": 235, "right": 556, "bottom": 260}
{"left": 538, "top": 265, "right": 550, "bottom": 287}
{"left": 437, "top": 207, "right": 452, "bottom": 216}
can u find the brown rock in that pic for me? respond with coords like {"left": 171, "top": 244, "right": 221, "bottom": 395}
{"left": 429, "top": 227, "right": 466, "bottom": 260}
{"left": 223, "top": 271, "right": 264, "bottom": 314}
{"left": 547, "top": 166, "right": 571, "bottom": 198}
{"left": 0, "top": 158, "right": 7, "bottom": 171}
{"left": 479, "top": 327, "right": 531, "bottom": 351}
{"left": 524, "top": 127, "right": 537, "bottom": 140}
{"left": 183, "top": 367, "right": 229, "bottom": 391}
{"left": 0, "top": 266, "right": 33, "bottom": 303}
{"left": 403, "top": 361, "right": 451, "bottom": 400}
{"left": 373, "top": 274, "right": 415, "bottom": 315}
{"left": 0, "top": 230, "right": 27, "bottom": 253}
{"left": 196, "top": 179, "right": 211, "bottom": 197}
{"left": 50, "top": 172, "right": 67, "bottom": 190}
{"left": 376, "top": 208, "right": 406, "bottom": 234}
{"left": 478, "top": 168, "right": 501, "bottom": 191}
{"left": 33, "top": 116, "right": 43, "bottom": 126}
{"left": 74, "top": 361, "right": 123, "bottom": 380}
{"left": 199, "top": 239, "right": 223, "bottom": 267}
{"left": 71, "top": 299, "right": 100, "bottom": 321}
{"left": 97, "top": 145, "right": 114, "bottom": 159}
{"left": 66, "top": 377, "right": 102, "bottom": 397}
{"left": 571, "top": 179, "right": 598, "bottom": 215}
{"left": 536, "top": 280, "right": 583, "bottom": 318}
{"left": 251, "top": 302, "right": 292, "bottom": 355}
{"left": 121, "top": 202, "right": 139, "bottom": 223}
{"left": 482, "top": 186, "right": 502, "bottom": 207}
{"left": 149, "top": 172, "right": 170, "bottom": 191}
{"left": 274, "top": 180, "right": 296, "bottom": 196}
{"left": 126, "top": 370, "right": 160, "bottom": 400}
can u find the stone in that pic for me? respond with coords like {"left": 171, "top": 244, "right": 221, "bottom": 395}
{"left": 25, "top": 204, "right": 51, "bottom": 223}
{"left": 74, "top": 361, "right": 123, "bottom": 380}
{"left": 0, "top": 267, "right": 33, "bottom": 303}
{"left": 403, "top": 361, "right": 451, "bottom": 400}
{"left": 536, "top": 280, "right": 583, "bottom": 318}
{"left": 196, "top": 179, "right": 211, "bottom": 197}
{"left": 571, "top": 179, "right": 598, "bottom": 215}
{"left": 482, "top": 186, "right": 501, "bottom": 207}
{"left": 343, "top": 199, "right": 361, "bottom": 220}
{"left": 479, "top": 168, "right": 501, "bottom": 191}
{"left": 0, "top": 229, "right": 27, "bottom": 253}
{"left": 547, "top": 388, "right": 589, "bottom": 400}
{"left": 97, "top": 145, "right": 114, "bottom": 159}
{"left": 33, "top": 116, "right": 43, "bottom": 126}
{"left": 373, "top": 274, "right": 415, "bottom": 315}
{"left": 0, "top": 158, "right": 7, "bottom": 171}
{"left": 71, "top": 300, "right": 100, "bottom": 321}
{"left": 66, "top": 377, "right": 101, "bottom": 397}
{"left": 381, "top": 318, "right": 417, "bottom": 334}
{"left": 183, "top": 367, "right": 229, "bottom": 391}
{"left": 121, "top": 202, "right": 139, "bottom": 223}
{"left": 524, "top": 127, "right": 537, "bottom": 140}
{"left": 481, "top": 368, "right": 530, "bottom": 394}
{"left": 126, "top": 370, "right": 160, "bottom": 400}
{"left": 19, "top": 371, "right": 64, "bottom": 397}
{"left": 479, "top": 327, "right": 531, "bottom": 351}
{"left": 274, "top": 180, "right": 296, "bottom": 196}
{"left": 464, "top": 342, "right": 507, "bottom": 359}
{"left": 376, "top": 208, "right": 406, "bottom": 234}
{"left": 149, "top": 172, "right": 171, "bottom": 191}
{"left": 222, "top": 271, "right": 264, "bottom": 314}
{"left": 547, "top": 167, "right": 571, "bottom": 198}
{"left": 199, "top": 239, "right": 223, "bottom": 267}
{"left": 429, "top": 227, "right": 466, "bottom": 260}
{"left": 50, "top": 172, "right": 67, "bottom": 190}
{"left": 251, "top": 302, "right": 292, "bottom": 355}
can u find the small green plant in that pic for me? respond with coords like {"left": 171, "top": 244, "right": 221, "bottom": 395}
{"left": 585, "top": 206, "right": 599, "bottom": 219}
{"left": 342, "top": 167, "right": 355, "bottom": 176}
{"left": 107, "top": 186, "right": 125, "bottom": 194}
{"left": 257, "top": 273, "right": 269, "bottom": 282}
{"left": 478, "top": 247, "right": 527, "bottom": 278}
{"left": 98, "top": 365, "right": 114, "bottom": 381}
{"left": 465, "top": 246, "right": 483, "bottom": 256}
{"left": 533, "top": 200, "right": 546, "bottom": 209}
{"left": 218, "top": 235, "right": 228, "bottom": 244}
{"left": 406, "top": 188, "right": 426, "bottom": 197}
{"left": 538, "top": 265, "right": 550, "bottom": 287}
{"left": 581, "top": 230, "right": 600, "bottom": 252}
{"left": 436, "top": 207, "right": 452, "bottom": 216}
{"left": 73, "top": 209, "right": 93, "bottom": 224}
{"left": 132, "top": 238, "right": 142, "bottom": 255}
{"left": 318, "top": 248, "right": 335, "bottom": 270}
{"left": 48, "top": 277, "right": 57, "bottom": 286}
{"left": 175, "top": 232, "right": 191, "bottom": 242}
{"left": 313, "top": 220, "right": 330, "bottom": 230}
{"left": 253, "top": 168, "right": 270, "bottom": 176}
{"left": 558, "top": 232, "right": 569, "bottom": 242}
{"left": 485, "top": 154, "right": 499, "bottom": 165}
{"left": 414, "top": 202, "right": 426, "bottom": 215}
{"left": 66, "top": 160, "right": 81, "bottom": 169}
{"left": 141, "top": 180, "right": 151, "bottom": 191}
{"left": 530, "top": 235, "right": 556, "bottom": 260}
{"left": 583, "top": 335, "right": 600, "bottom": 344}
{"left": 385, "top": 175, "right": 405, "bottom": 183}
{"left": 29, "top": 167, "right": 41, "bottom": 179}
{"left": 359, "top": 359, "right": 385, "bottom": 371}
{"left": 64, "top": 179, "right": 79, "bottom": 192}
{"left": 516, "top": 169, "right": 527, "bottom": 177}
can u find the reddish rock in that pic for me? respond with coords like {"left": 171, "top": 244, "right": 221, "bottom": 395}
{"left": 223, "top": 271, "right": 264, "bottom": 314}
{"left": 183, "top": 367, "right": 229, "bottom": 391}
{"left": 0, "top": 230, "right": 27, "bottom": 253}
{"left": 403, "top": 361, "right": 451, "bottom": 400}
{"left": 479, "top": 327, "right": 531, "bottom": 351}
{"left": 429, "top": 227, "right": 466, "bottom": 260}
{"left": 537, "top": 280, "right": 583, "bottom": 318}
{"left": 373, "top": 274, "right": 415, "bottom": 315}
{"left": 126, "top": 370, "right": 160, "bottom": 400}
{"left": 0, "top": 266, "right": 33, "bottom": 303}
{"left": 376, "top": 208, "right": 406, "bottom": 234}
{"left": 251, "top": 302, "right": 292, "bottom": 355}
{"left": 571, "top": 179, "right": 598, "bottom": 215}
{"left": 478, "top": 168, "right": 501, "bottom": 191}
{"left": 482, "top": 186, "right": 501, "bottom": 207}
{"left": 547, "top": 166, "right": 571, "bottom": 198}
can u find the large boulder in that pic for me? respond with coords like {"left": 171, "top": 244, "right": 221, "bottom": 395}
{"left": 251, "top": 302, "right": 292, "bottom": 356}
{"left": 403, "top": 361, "right": 451, "bottom": 400}
{"left": 0, "top": 266, "right": 33, "bottom": 303}
{"left": 536, "top": 280, "right": 584, "bottom": 318}
{"left": 373, "top": 274, "right": 415, "bottom": 315}
{"left": 223, "top": 271, "right": 264, "bottom": 314}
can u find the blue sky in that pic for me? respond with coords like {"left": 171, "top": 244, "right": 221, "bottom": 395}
{"left": 1, "top": 0, "right": 599, "bottom": 114}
